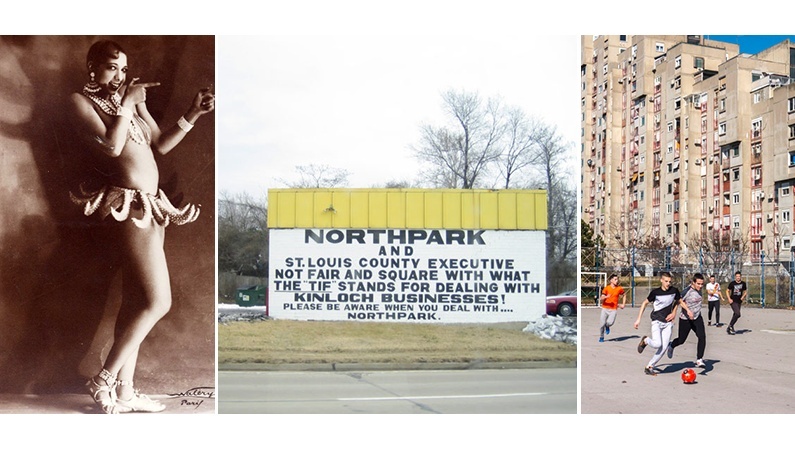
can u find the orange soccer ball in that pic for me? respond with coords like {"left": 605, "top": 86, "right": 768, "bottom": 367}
{"left": 681, "top": 368, "right": 697, "bottom": 384}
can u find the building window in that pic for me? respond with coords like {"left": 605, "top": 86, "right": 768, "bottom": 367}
{"left": 784, "top": 211, "right": 792, "bottom": 223}
{"left": 784, "top": 237, "right": 792, "bottom": 250}
{"left": 674, "top": 97, "right": 681, "bottom": 110}
{"left": 783, "top": 186, "right": 791, "bottom": 196}
{"left": 789, "top": 151, "right": 795, "bottom": 166}
{"left": 790, "top": 124, "right": 795, "bottom": 139}
{"left": 667, "top": 122, "right": 674, "bottom": 132}
{"left": 733, "top": 193, "right": 740, "bottom": 204}
{"left": 656, "top": 42, "right": 665, "bottom": 52}
{"left": 719, "top": 98, "right": 726, "bottom": 111}
{"left": 719, "top": 122, "right": 727, "bottom": 135}
{"left": 694, "top": 57, "right": 704, "bottom": 70}
{"left": 789, "top": 97, "right": 795, "bottom": 112}
{"left": 620, "top": 35, "right": 627, "bottom": 42}
{"left": 675, "top": 56, "right": 681, "bottom": 68}
{"left": 733, "top": 215, "right": 740, "bottom": 229}
{"left": 753, "top": 91, "right": 763, "bottom": 104}
{"left": 752, "top": 167, "right": 762, "bottom": 186}
{"left": 752, "top": 118, "right": 762, "bottom": 138}
{"left": 733, "top": 168, "right": 740, "bottom": 181}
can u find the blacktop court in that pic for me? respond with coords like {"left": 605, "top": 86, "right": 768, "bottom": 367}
{"left": 580, "top": 303, "right": 795, "bottom": 414}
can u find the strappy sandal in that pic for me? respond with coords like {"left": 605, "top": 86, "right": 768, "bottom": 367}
{"left": 116, "top": 380, "right": 166, "bottom": 413}
{"left": 86, "top": 368, "right": 119, "bottom": 414}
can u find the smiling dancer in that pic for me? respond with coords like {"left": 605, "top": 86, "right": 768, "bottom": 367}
{"left": 69, "top": 40, "right": 214, "bottom": 413}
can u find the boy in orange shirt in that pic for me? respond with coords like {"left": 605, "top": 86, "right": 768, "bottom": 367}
{"left": 599, "top": 274, "right": 626, "bottom": 342}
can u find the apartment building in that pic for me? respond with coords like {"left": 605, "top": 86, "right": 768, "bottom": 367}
{"left": 582, "top": 35, "right": 795, "bottom": 263}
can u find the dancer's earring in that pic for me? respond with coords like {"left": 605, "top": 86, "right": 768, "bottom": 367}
{"left": 84, "top": 71, "right": 101, "bottom": 94}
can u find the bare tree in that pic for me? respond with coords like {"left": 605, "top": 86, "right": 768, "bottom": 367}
{"left": 496, "top": 108, "right": 536, "bottom": 189}
{"left": 218, "top": 190, "right": 268, "bottom": 277}
{"left": 277, "top": 164, "right": 350, "bottom": 188}
{"left": 685, "top": 229, "right": 751, "bottom": 279}
{"left": 413, "top": 89, "right": 504, "bottom": 188}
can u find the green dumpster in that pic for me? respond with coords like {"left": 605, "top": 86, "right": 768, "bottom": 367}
{"left": 236, "top": 285, "right": 266, "bottom": 307}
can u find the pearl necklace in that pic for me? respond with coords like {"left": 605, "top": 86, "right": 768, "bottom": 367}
{"left": 81, "top": 86, "right": 150, "bottom": 145}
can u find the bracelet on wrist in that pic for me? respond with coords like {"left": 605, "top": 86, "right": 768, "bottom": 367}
{"left": 117, "top": 107, "right": 133, "bottom": 120}
{"left": 177, "top": 116, "right": 194, "bottom": 133}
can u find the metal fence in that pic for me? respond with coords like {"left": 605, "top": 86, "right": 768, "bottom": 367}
{"left": 581, "top": 246, "right": 795, "bottom": 309}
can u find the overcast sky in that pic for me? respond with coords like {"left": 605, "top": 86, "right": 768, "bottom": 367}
{"left": 216, "top": 35, "right": 580, "bottom": 200}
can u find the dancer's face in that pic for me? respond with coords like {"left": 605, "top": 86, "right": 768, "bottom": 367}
{"left": 91, "top": 53, "right": 128, "bottom": 95}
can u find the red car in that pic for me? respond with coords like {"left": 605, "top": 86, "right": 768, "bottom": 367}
{"left": 546, "top": 290, "right": 577, "bottom": 317}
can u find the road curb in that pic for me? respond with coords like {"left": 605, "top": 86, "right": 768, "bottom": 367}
{"left": 219, "top": 360, "right": 576, "bottom": 372}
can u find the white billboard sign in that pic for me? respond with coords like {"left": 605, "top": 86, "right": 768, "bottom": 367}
{"left": 268, "top": 228, "right": 546, "bottom": 323}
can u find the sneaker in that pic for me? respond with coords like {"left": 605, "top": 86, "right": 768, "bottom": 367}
{"left": 644, "top": 366, "right": 657, "bottom": 376}
{"left": 605, "top": 326, "right": 610, "bottom": 335}
{"left": 708, "top": 321, "right": 711, "bottom": 326}
{"left": 599, "top": 337, "right": 604, "bottom": 343}
{"left": 667, "top": 343, "right": 674, "bottom": 359}
{"left": 695, "top": 359, "right": 706, "bottom": 368}
{"left": 116, "top": 391, "right": 166, "bottom": 413}
{"left": 727, "top": 327, "right": 735, "bottom": 335}
{"left": 716, "top": 323, "right": 723, "bottom": 328}
{"left": 637, "top": 336, "right": 648, "bottom": 353}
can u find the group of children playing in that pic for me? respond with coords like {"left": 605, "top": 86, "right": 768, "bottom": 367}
{"left": 598, "top": 271, "right": 747, "bottom": 376}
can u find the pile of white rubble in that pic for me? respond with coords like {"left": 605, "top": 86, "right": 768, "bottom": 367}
{"left": 523, "top": 315, "right": 577, "bottom": 345}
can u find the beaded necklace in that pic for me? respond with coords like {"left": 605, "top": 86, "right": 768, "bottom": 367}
{"left": 81, "top": 85, "right": 151, "bottom": 145}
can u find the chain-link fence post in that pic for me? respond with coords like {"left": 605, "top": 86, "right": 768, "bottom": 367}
{"left": 761, "top": 250, "right": 766, "bottom": 308}
{"left": 631, "top": 245, "right": 636, "bottom": 307}
{"left": 791, "top": 248, "right": 795, "bottom": 307}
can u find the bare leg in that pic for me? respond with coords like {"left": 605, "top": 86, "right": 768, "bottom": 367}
{"left": 89, "top": 221, "right": 170, "bottom": 412}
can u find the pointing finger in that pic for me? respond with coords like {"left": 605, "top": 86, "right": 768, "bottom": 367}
{"left": 137, "top": 82, "right": 161, "bottom": 88}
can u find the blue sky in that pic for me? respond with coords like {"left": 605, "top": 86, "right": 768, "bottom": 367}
{"left": 707, "top": 35, "right": 795, "bottom": 54}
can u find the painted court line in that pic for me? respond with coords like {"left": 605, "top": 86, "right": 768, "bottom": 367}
{"left": 338, "top": 392, "right": 547, "bottom": 401}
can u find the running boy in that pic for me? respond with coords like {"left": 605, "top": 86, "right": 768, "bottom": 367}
{"left": 726, "top": 271, "right": 747, "bottom": 335}
{"left": 634, "top": 271, "right": 682, "bottom": 376}
{"left": 666, "top": 273, "right": 704, "bottom": 368}
{"left": 598, "top": 274, "right": 626, "bottom": 342}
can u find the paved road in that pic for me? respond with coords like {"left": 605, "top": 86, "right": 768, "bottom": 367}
{"left": 580, "top": 305, "right": 795, "bottom": 414}
{"left": 219, "top": 368, "right": 576, "bottom": 413}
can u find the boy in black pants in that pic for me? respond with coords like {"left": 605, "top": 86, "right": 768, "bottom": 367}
{"left": 725, "top": 271, "right": 747, "bottom": 335}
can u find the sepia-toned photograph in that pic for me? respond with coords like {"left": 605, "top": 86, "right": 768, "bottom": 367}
{"left": 0, "top": 35, "right": 216, "bottom": 414}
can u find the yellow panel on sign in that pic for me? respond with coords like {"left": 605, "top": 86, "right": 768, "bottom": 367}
{"left": 267, "top": 188, "right": 547, "bottom": 230}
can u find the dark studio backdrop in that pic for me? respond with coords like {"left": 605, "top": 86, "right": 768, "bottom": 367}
{"left": 0, "top": 35, "right": 215, "bottom": 396}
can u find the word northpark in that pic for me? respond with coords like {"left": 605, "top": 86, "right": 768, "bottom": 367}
{"left": 304, "top": 229, "right": 487, "bottom": 245}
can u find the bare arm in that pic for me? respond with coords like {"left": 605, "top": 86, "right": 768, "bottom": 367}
{"left": 634, "top": 299, "right": 649, "bottom": 329}
{"left": 69, "top": 93, "right": 132, "bottom": 158}
{"left": 140, "top": 86, "right": 215, "bottom": 155}
{"left": 678, "top": 299, "right": 693, "bottom": 320}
